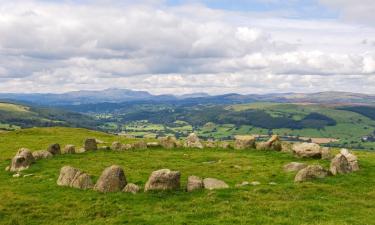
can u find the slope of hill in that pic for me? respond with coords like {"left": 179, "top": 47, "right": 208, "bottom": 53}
{"left": 1, "top": 127, "right": 375, "bottom": 224}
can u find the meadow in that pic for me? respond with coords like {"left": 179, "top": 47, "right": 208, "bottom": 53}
{"left": 1, "top": 127, "right": 375, "bottom": 224}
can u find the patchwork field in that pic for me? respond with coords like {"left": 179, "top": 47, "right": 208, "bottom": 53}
{"left": 1, "top": 127, "right": 375, "bottom": 224}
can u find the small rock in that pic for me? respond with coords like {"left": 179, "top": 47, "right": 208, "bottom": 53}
{"left": 235, "top": 181, "right": 249, "bottom": 187}
{"left": 120, "top": 144, "right": 133, "bottom": 151}
{"left": 5, "top": 166, "right": 10, "bottom": 171}
{"left": 62, "top": 145, "right": 75, "bottom": 154}
{"left": 13, "top": 173, "right": 21, "bottom": 178}
{"left": 23, "top": 174, "right": 34, "bottom": 178}
{"left": 269, "top": 182, "right": 277, "bottom": 185}
{"left": 283, "top": 162, "right": 307, "bottom": 172}
{"left": 47, "top": 143, "right": 61, "bottom": 155}
{"left": 144, "top": 169, "right": 180, "bottom": 192}
{"left": 95, "top": 139, "right": 104, "bottom": 144}
{"left": 147, "top": 142, "right": 160, "bottom": 148}
{"left": 251, "top": 181, "right": 261, "bottom": 186}
{"left": 294, "top": 165, "right": 328, "bottom": 182}
{"left": 123, "top": 183, "right": 140, "bottom": 194}
{"left": 32, "top": 150, "right": 53, "bottom": 160}
{"left": 111, "top": 141, "right": 122, "bottom": 151}
{"left": 187, "top": 175, "right": 203, "bottom": 192}
{"left": 203, "top": 178, "right": 229, "bottom": 190}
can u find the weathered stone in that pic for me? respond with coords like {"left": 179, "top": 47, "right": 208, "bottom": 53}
{"left": 94, "top": 165, "right": 127, "bottom": 193}
{"left": 57, "top": 166, "right": 93, "bottom": 190}
{"left": 187, "top": 175, "right": 203, "bottom": 192}
{"left": 330, "top": 154, "right": 351, "bottom": 175}
{"left": 158, "top": 136, "right": 178, "bottom": 149}
{"left": 62, "top": 145, "right": 75, "bottom": 154}
{"left": 144, "top": 169, "right": 180, "bottom": 192}
{"left": 120, "top": 144, "right": 133, "bottom": 151}
{"left": 321, "top": 147, "right": 333, "bottom": 160}
{"left": 283, "top": 162, "right": 307, "bottom": 172}
{"left": 84, "top": 138, "right": 97, "bottom": 151}
{"left": 147, "top": 142, "right": 160, "bottom": 148}
{"left": 184, "top": 133, "right": 203, "bottom": 149}
{"left": 218, "top": 142, "right": 231, "bottom": 149}
{"left": 111, "top": 141, "right": 122, "bottom": 151}
{"left": 340, "top": 149, "right": 359, "bottom": 172}
{"left": 281, "top": 142, "right": 293, "bottom": 153}
{"left": 9, "top": 148, "right": 35, "bottom": 172}
{"left": 47, "top": 143, "right": 61, "bottom": 155}
{"left": 294, "top": 165, "right": 328, "bottom": 182}
{"left": 261, "top": 135, "right": 282, "bottom": 151}
{"left": 123, "top": 183, "right": 140, "bottom": 194}
{"left": 292, "top": 142, "right": 322, "bottom": 158}
{"left": 255, "top": 142, "right": 269, "bottom": 150}
{"left": 251, "top": 181, "right": 261, "bottom": 186}
{"left": 203, "top": 178, "right": 229, "bottom": 190}
{"left": 234, "top": 135, "right": 256, "bottom": 150}
{"left": 32, "top": 150, "right": 53, "bottom": 160}
{"left": 132, "top": 141, "right": 147, "bottom": 150}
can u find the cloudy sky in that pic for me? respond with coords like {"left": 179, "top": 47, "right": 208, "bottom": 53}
{"left": 0, "top": 0, "right": 375, "bottom": 94}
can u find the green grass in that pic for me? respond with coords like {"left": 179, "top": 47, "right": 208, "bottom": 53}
{"left": 1, "top": 127, "right": 375, "bottom": 224}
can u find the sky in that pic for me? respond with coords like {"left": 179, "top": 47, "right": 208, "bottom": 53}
{"left": 0, "top": 0, "right": 375, "bottom": 95}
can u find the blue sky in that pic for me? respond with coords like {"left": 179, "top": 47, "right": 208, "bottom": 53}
{"left": 0, "top": 0, "right": 374, "bottom": 94}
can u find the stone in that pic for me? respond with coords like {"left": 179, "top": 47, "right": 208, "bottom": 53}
{"left": 95, "top": 139, "right": 104, "bottom": 144}
{"left": 187, "top": 175, "right": 203, "bottom": 192}
{"left": 144, "top": 169, "right": 180, "bottom": 192}
{"left": 5, "top": 166, "right": 10, "bottom": 171}
{"left": 147, "top": 142, "right": 160, "bottom": 148}
{"left": 235, "top": 181, "right": 250, "bottom": 187}
{"left": 120, "top": 144, "right": 133, "bottom": 151}
{"left": 57, "top": 166, "right": 93, "bottom": 190}
{"left": 281, "top": 142, "right": 293, "bottom": 153}
{"left": 158, "top": 136, "right": 178, "bottom": 149}
{"left": 330, "top": 154, "right": 351, "bottom": 175}
{"left": 47, "top": 143, "right": 61, "bottom": 155}
{"left": 251, "top": 181, "right": 261, "bottom": 186}
{"left": 111, "top": 141, "right": 122, "bottom": 151}
{"left": 62, "top": 145, "right": 75, "bottom": 154}
{"left": 123, "top": 183, "right": 140, "bottom": 194}
{"left": 94, "top": 165, "right": 127, "bottom": 193}
{"left": 32, "top": 150, "right": 53, "bottom": 160}
{"left": 255, "top": 142, "right": 269, "bottom": 151}
{"left": 205, "top": 140, "right": 217, "bottom": 148}
{"left": 340, "top": 149, "right": 359, "bottom": 172}
{"left": 269, "top": 182, "right": 277, "bottom": 185}
{"left": 234, "top": 135, "right": 256, "bottom": 150}
{"left": 184, "top": 133, "right": 203, "bottom": 149}
{"left": 218, "top": 142, "right": 231, "bottom": 149}
{"left": 84, "top": 138, "right": 97, "bottom": 151}
{"left": 9, "top": 148, "right": 35, "bottom": 172}
{"left": 283, "top": 162, "right": 307, "bottom": 172}
{"left": 294, "top": 165, "right": 329, "bottom": 182}
{"left": 203, "top": 178, "right": 229, "bottom": 190}
{"left": 321, "top": 147, "right": 332, "bottom": 160}
{"left": 292, "top": 142, "right": 322, "bottom": 158}
{"left": 13, "top": 173, "right": 20, "bottom": 178}
{"left": 132, "top": 141, "right": 147, "bottom": 150}
{"left": 256, "top": 135, "right": 282, "bottom": 151}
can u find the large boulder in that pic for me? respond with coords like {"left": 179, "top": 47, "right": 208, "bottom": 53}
{"left": 292, "top": 142, "right": 322, "bottom": 158}
{"left": 283, "top": 162, "right": 307, "bottom": 172}
{"left": 57, "top": 166, "right": 93, "bottom": 190}
{"left": 203, "top": 178, "right": 229, "bottom": 190}
{"left": 62, "top": 145, "right": 75, "bottom": 154}
{"left": 47, "top": 143, "right": 61, "bottom": 155}
{"left": 94, "top": 165, "right": 127, "bottom": 193}
{"left": 321, "top": 147, "right": 332, "bottom": 160}
{"left": 158, "top": 136, "right": 178, "bottom": 149}
{"left": 184, "top": 133, "right": 203, "bottom": 149}
{"left": 234, "top": 135, "right": 256, "bottom": 150}
{"left": 187, "top": 175, "right": 203, "bottom": 192}
{"left": 330, "top": 149, "right": 359, "bottom": 175}
{"left": 123, "top": 183, "right": 140, "bottom": 194}
{"left": 144, "top": 169, "right": 180, "bottom": 192}
{"left": 257, "top": 135, "right": 282, "bottom": 151}
{"left": 111, "top": 141, "right": 122, "bottom": 151}
{"left": 84, "top": 138, "right": 97, "bottom": 151}
{"left": 32, "top": 150, "right": 53, "bottom": 160}
{"left": 9, "top": 148, "right": 35, "bottom": 172}
{"left": 294, "top": 165, "right": 329, "bottom": 182}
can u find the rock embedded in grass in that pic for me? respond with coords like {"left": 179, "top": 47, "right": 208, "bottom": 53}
{"left": 187, "top": 175, "right": 203, "bottom": 192}
{"left": 256, "top": 135, "right": 282, "bottom": 151}
{"left": 340, "top": 149, "right": 359, "bottom": 171}
{"left": 62, "top": 145, "right": 76, "bottom": 154}
{"left": 235, "top": 181, "right": 250, "bottom": 187}
{"left": 32, "top": 150, "right": 53, "bottom": 160}
{"left": 294, "top": 165, "right": 329, "bottom": 182}
{"left": 184, "top": 133, "right": 203, "bottom": 149}
{"left": 146, "top": 142, "right": 160, "bottom": 148}
{"left": 94, "top": 165, "right": 127, "bottom": 193}
{"left": 283, "top": 162, "right": 307, "bottom": 172}
{"left": 132, "top": 140, "right": 147, "bottom": 150}
{"left": 234, "top": 135, "right": 256, "bottom": 150}
{"left": 292, "top": 142, "right": 322, "bottom": 158}
{"left": 9, "top": 148, "right": 35, "bottom": 172}
{"left": 111, "top": 141, "right": 122, "bottom": 151}
{"left": 203, "top": 178, "right": 229, "bottom": 190}
{"left": 123, "top": 183, "right": 140, "bottom": 194}
{"left": 158, "top": 136, "right": 178, "bottom": 149}
{"left": 57, "top": 166, "right": 93, "bottom": 190}
{"left": 47, "top": 143, "right": 61, "bottom": 155}
{"left": 84, "top": 138, "right": 97, "bottom": 151}
{"left": 321, "top": 147, "right": 333, "bottom": 160}
{"left": 144, "top": 169, "right": 181, "bottom": 192}
{"left": 330, "top": 149, "right": 359, "bottom": 175}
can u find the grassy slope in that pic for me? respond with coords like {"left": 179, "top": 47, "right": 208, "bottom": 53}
{"left": 1, "top": 127, "right": 375, "bottom": 224}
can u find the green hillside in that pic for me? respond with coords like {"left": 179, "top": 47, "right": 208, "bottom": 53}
{"left": 1, "top": 127, "right": 375, "bottom": 224}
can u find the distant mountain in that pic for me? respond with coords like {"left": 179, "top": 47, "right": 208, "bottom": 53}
{"left": 0, "top": 89, "right": 374, "bottom": 106}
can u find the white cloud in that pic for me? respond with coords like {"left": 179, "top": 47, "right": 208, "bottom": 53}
{"left": 0, "top": 0, "right": 374, "bottom": 94}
